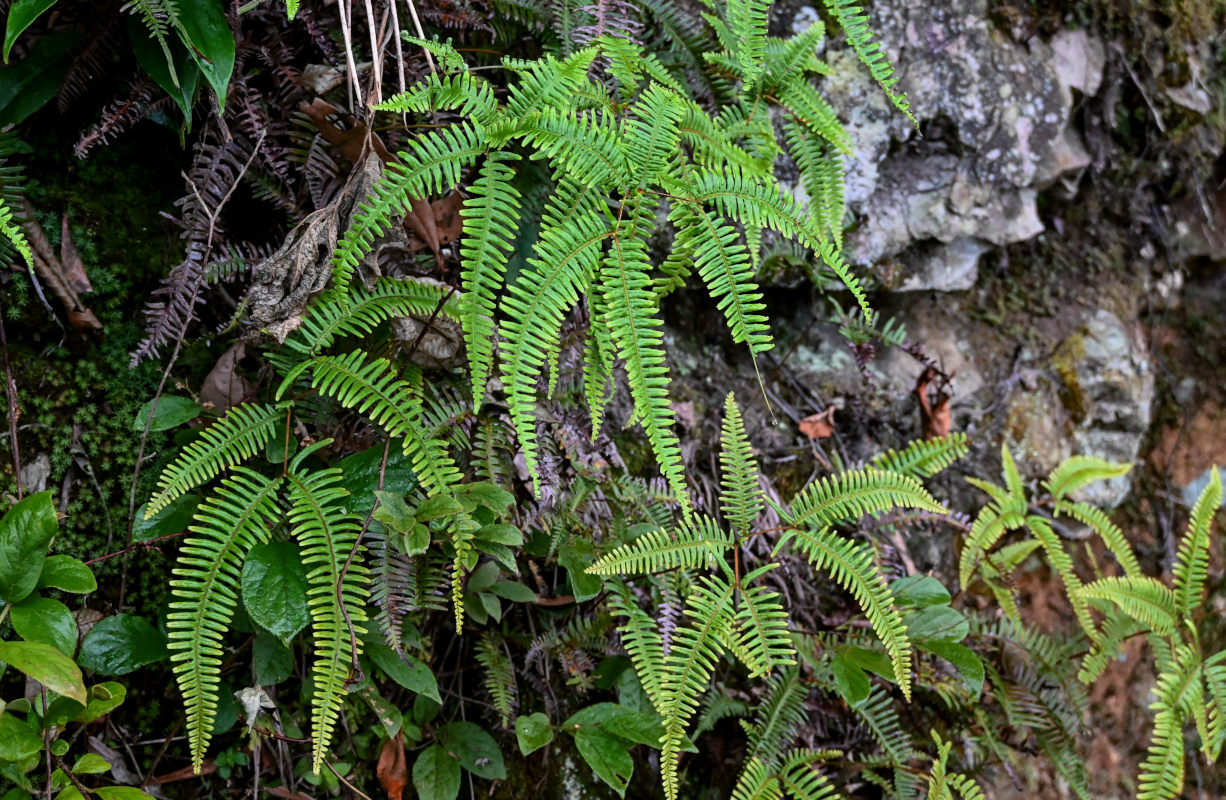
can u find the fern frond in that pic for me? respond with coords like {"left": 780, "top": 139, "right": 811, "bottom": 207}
{"left": 659, "top": 575, "right": 735, "bottom": 800}
{"left": 958, "top": 497, "right": 1027, "bottom": 589}
{"left": 852, "top": 686, "right": 915, "bottom": 765}
{"left": 719, "top": 394, "right": 765, "bottom": 539}
{"left": 784, "top": 467, "right": 946, "bottom": 529}
{"left": 476, "top": 634, "right": 517, "bottom": 728}
{"left": 600, "top": 201, "right": 692, "bottom": 518}
{"left": 1053, "top": 499, "right": 1141, "bottom": 579}
{"left": 1044, "top": 456, "right": 1134, "bottom": 501}
{"left": 1139, "top": 648, "right": 1201, "bottom": 800}
{"left": 1204, "top": 651, "right": 1226, "bottom": 760}
{"left": 287, "top": 278, "right": 460, "bottom": 356}
{"left": 0, "top": 197, "right": 34, "bottom": 273}
{"left": 778, "top": 749, "right": 839, "bottom": 800}
{"left": 333, "top": 124, "right": 484, "bottom": 291}
{"left": 460, "top": 151, "right": 523, "bottom": 408}
{"left": 821, "top": 0, "right": 915, "bottom": 125}
{"left": 609, "top": 583, "right": 669, "bottom": 714}
{"left": 729, "top": 566, "right": 796, "bottom": 678}
{"left": 744, "top": 666, "right": 806, "bottom": 763}
{"left": 504, "top": 48, "right": 600, "bottom": 119}
{"left": 1025, "top": 516, "right": 1098, "bottom": 643}
{"left": 588, "top": 517, "right": 732, "bottom": 575}
{"left": 870, "top": 434, "right": 969, "bottom": 480}
{"left": 787, "top": 527, "right": 911, "bottom": 696}
{"left": 148, "top": 403, "right": 283, "bottom": 517}
{"left": 775, "top": 77, "right": 851, "bottom": 155}
{"left": 501, "top": 186, "right": 609, "bottom": 490}
{"left": 730, "top": 757, "right": 782, "bottom": 800}
{"left": 726, "top": 0, "right": 770, "bottom": 89}
{"left": 1079, "top": 576, "right": 1179, "bottom": 635}
{"left": 375, "top": 73, "right": 497, "bottom": 123}
{"left": 762, "top": 21, "right": 826, "bottom": 89}
{"left": 625, "top": 83, "right": 685, "bottom": 187}
{"left": 783, "top": 121, "right": 845, "bottom": 248}
{"left": 512, "top": 108, "right": 627, "bottom": 190}
{"left": 1173, "top": 466, "right": 1220, "bottom": 615}
{"left": 168, "top": 468, "right": 283, "bottom": 772}
{"left": 1077, "top": 611, "right": 1143, "bottom": 684}
{"left": 286, "top": 461, "right": 368, "bottom": 774}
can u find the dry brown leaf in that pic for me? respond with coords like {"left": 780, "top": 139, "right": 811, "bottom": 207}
{"left": 20, "top": 199, "right": 102, "bottom": 333}
{"left": 799, "top": 406, "right": 837, "bottom": 439}
{"left": 60, "top": 212, "right": 92, "bottom": 293}
{"left": 914, "top": 366, "right": 952, "bottom": 440}
{"left": 200, "top": 342, "right": 251, "bottom": 413}
{"left": 377, "top": 733, "right": 407, "bottom": 800}
{"left": 266, "top": 787, "right": 317, "bottom": 800}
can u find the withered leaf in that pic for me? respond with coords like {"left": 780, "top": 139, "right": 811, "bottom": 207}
{"left": 377, "top": 733, "right": 407, "bottom": 800}
{"left": 799, "top": 406, "right": 837, "bottom": 439}
{"left": 914, "top": 366, "right": 953, "bottom": 440}
{"left": 200, "top": 342, "right": 251, "bottom": 413}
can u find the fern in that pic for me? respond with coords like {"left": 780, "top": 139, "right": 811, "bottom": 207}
{"left": 870, "top": 434, "right": 970, "bottom": 480}
{"left": 744, "top": 666, "right": 807, "bottom": 763}
{"left": 1044, "top": 455, "right": 1133, "bottom": 501}
{"left": 822, "top": 0, "right": 915, "bottom": 125}
{"left": 1172, "top": 466, "right": 1220, "bottom": 615}
{"left": 1079, "top": 576, "right": 1179, "bottom": 635}
{"left": 783, "top": 526, "right": 912, "bottom": 697}
{"left": 476, "top": 634, "right": 517, "bottom": 728}
{"left": 784, "top": 467, "right": 946, "bottom": 529}
{"left": 0, "top": 196, "right": 33, "bottom": 273}
{"left": 587, "top": 517, "right": 732, "bottom": 575}
{"left": 1138, "top": 646, "right": 1201, "bottom": 800}
{"left": 719, "top": 392, "right": 765, "bottom": 539}
{"left": 286, "top": 278, "right": 460, "bottom": 356}
{"left": 729, "top": 565, "right": 795, "bottom": 678}
{"left": 147, "top": 402, "right": 283, "bottom": 517}
{"left": 168, "top": 469, "right": 282, "bottom": 771}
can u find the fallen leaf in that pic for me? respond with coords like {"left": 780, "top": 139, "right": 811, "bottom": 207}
{"left": 200, "top": 342, "right": 251, "bottom": 413}
{"left": 60, "top": 212, "right": 92, "bottom": 293}
{"left": 377, "top": 732, "right": 408, "bottom": 800}
{"left": 266, "top": 787, "right": 317, "bottom": 800}
{"left": 799, "top": 406, "right": 837, "bottom": 439}
{"left": 151, "top": 761, "right": 218, "bottom": 784}
{"left": 914, "top": 367, "right": 953, "bottom": 440}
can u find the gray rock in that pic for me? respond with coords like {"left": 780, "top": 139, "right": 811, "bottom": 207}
{"left": 820, "top": 0, "right": 1105, "bottom": 291}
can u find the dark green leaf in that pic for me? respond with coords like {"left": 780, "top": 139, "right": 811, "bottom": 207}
{"left": 0, "top": 713, "right": 42, "bottom": 764}
{"left": 0, "top": 640, "right": 86, "bottom": 703}
{"left": 71, "top": 753, "right": 112, "bottom": 775}
{"left": 515, "top": 712, "right": 553, "bottom": 755}
{"left": 36, "top": 555, "right": 96, "bottom": 594}
{"left": 133, "top": 395, "right": 201, "bottom": 432}
{"left": 0, "top": 490, "right": 58, "bottom": 604}
{"left": 253, "top": 631, "right": 293, "bottom": 685}
{"left": 336, "top": 446, "right": 418, "bottom": 517}
{"left": 3, "top": 0, "right": 58, "bottom": 62}
{"left": 126, "top": 15, "right": 198, "bottom": 127}
{"left": 415, "top": 494, "right": 465, "bottom": 522}
{"left": 373, "top": 491, "right": 415, "bottom": 533}
{"left": 453, "top": 482, "right": 514, "bottom": 515}
{"left": 241, "top": 542, "right": 309, "bottom": 642}
{"left": 176, "top": 0, "right": 235, "bottom": 110}
{"left": 489, "top": 581, "right": 537, "bottom": 603}
{"left": 474, "top": 524, "right": 523, "bottom": 546}
{"left": 412, "top": 743, "right": 460, "bottom": 800}
{"left": 404, "top": 524, "right": 430, "bottom": 555}
{"left": 840, "top": 645, "right": 896, "bottom": 682}
{"left": 75, "top": 681, "right": 126, "bottom": 724}
{"left": 904, "top": 605, "right": 969, "bottom": 644}
{"left": 558, "top": 538, "right": 601, "bottom": 602}
{"left": 77, "top": 614, "right": 167, "bottom": 676}
{"left": 467, "top": 561, "right": 500, "bottom": 593}
{"left": 94, "top": 788, "right": 157, "bottom": 800}
{"left": 832, "top": 648, "right": 870, "bottom": 708}
{"left": 442, "top": 721, "right": 506, "bottom": 779}
{"left": 11, "top": 596, "right": 76, "bottom": 656}
{"left": 573, "top": 729, "right": 632, "bottom": 796}
{"left": 0, "top": 31, "right": 77, "bottom": 125}
{"left": 891, "top": 575, "right": 951, "bottom": 608}
{"left": 366, "top": 640, "right": 441, "bottom": 702}
{"left": 132, "top": 495, "right": 199, "bottom": 543}
{"left": 922, "top": 640, "right": 984, "bottom": 696}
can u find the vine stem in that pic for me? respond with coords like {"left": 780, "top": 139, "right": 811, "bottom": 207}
{"left": 0, "top": 306, "right": 21, "bottom": 499}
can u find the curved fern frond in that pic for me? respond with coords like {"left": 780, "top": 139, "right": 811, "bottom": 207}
{"left": 821, "top": 0, "right": 915, "bottom": 125}
{"left": 500, "top": 187, "right": 608, "bottom": 490}
{"left": 588, "top": 517, "right": 732, "bottom": 576}
{"left": 783, "top": 120, "right": 845, "bottom": 248}
{"left": 659, "top": 575, "right": 734, "bottom": 800}
{"left": 1139, "top": 647, "right": 1201, "bottom": 800}
{"left": 512, "top": 109, "right": 627, "bottom": 190}
{"left": 504, "top": 48, "right": 600, "bottom": 119}
{"left": 147, "top": 403, "right": 283, "bottom": 517}
{"left": 333, "top": 124, "right": 485, "bottom": 290}
{"left": 476, "top": 634, "right": 517, "bottom": 728}
{"left": 762, "top": 21, "right": 827, "bottom": 89}
{"left": 168, "top": 468, "right": 282, "bottom": 772}
{"left": 958, "top": 498, "right": 1027, "bottom": 589}
{"left": 600, "top": 201, "right": 692, "bottom": 518}
{"left": 1079, "top": 576, "right": 1179, "bottom": 635}
{"left": 784, "top": 467, "right": 945, "bottom": 529}
{"left": 1053, "top": 499, "right": 1141, "bottom": 579}
{"left": 729, "top": 566, "right": 795, "bottom": 678}
{"left": 726, "top": 0, "right": 770, "bottom": 90}
{"left": 784, "top": 527, "right": 912, "bottom": 697}
{"left": 720, "top": 394, "right": 765, "bottom": 539}
{"left": 625, "top": 83, "right": 685, "bottom": 188}
{"left": 744, "top": 666, "right": 806, "bottom": 763}
{"left": 375, "top": 73, "right": 497, "bottom": 123}
{"left": 730, "top": 757, "right": 782, "bottom": 800}
{"left": 870, "top": 433, "right": 969, "bottom": 480}
{"left": 1076, "top": 609, "right": 1143, "bottom": 685}
{"left": 0, "top": 197, "right": 34, "bottom": 272}
{"left": 1024, "top": 516, "right": 1097, "bottom": 643}
{"left": 1044, "top": 456, "right": 1134, "bottom": 501}
{"left": 287, "top": 278, "right": 460, "bottom": 356}
{"left": 460, "top": 151, "right": 523, "bottom": 407}
{"left": 1173, "top": 466, "right": 1220, "bottom": 615}
{"left": 1204, "top": 651, "right": 1226, "bottom": 760}
{"left": 778, "top": 749, "right": 839, "bottom": 800}
{"left": 775, "top": 76, "right": 851, "bottom": 155}
{"left": 286, "top": 461, "right": 368, "bottom": 774}
{"left": 609, "top": 583, "right": 668, "bottom": 715}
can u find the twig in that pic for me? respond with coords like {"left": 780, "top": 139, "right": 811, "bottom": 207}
{"left": 325, "top": 759, "right": 375, "bottom": 800}
{"left": 0, "top": 307, "right": 22, "bottom": 499}
{"left": 85, "top": 531, "right": 189, "bottom": 565}
{"left": 404, "top": 0, "right": 436, "bottom": 74}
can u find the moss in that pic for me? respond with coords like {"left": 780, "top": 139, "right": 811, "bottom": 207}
{"left": 1050, "top": 332, "right": 1088, "bottom": 424}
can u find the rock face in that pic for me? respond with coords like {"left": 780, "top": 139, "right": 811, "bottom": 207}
{"left": 816, "top": 0, "right": 1105, "bottom": 291}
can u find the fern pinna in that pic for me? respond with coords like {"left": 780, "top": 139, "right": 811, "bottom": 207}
{"left": 961, "top": 453, "right": 1226, "bottom": 800}
{"left": 588, "top": 394, "right": 948, "bottom": 799}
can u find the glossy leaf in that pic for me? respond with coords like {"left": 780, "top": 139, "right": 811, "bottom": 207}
{"left": 11, "top": 596, "right": 76, "bottom": 656}
{"left": 367, "top": 640, "right": 441, "bottom": 703}
{"left": 0, "top": 640, "right": 86, "bottom": 703}
{"left": 77, "top": 614, "right": 168, "bottom": 676}
{"left": 36, "top": 555, "right": 97, "bottom": 594}
{"left": 412, "top": 743, "right": 460, "bottom": 800}
{"left": 241, "top": 542, "right": 309, "bottom": 642}
{"left": 0, "top": 490, "right": 58, "bottom": 604}
{"left": 176, "top": 0, "right": 235, "bottom": 110}
{"left": 133, "top": 395, "right": 202, "bottom": 432}
{"left": 573, "top": 728, "right": 633, "bottom": 796}
{"left": 515, "top": 712, "right": 554, "bottom": 755}
{"left": 441, "top": 721, "right": 505, "bottom": 779}
{"left": 3, "top": 0, "right": 58, "bottom": 62}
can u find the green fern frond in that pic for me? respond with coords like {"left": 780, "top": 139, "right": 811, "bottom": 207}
{"left": 375, "top": 73, "right": 497, "bottom": 122}
{"left": 778, "top": 749, "right": 839, "bottom": 800}
{"left": 1077, "top": 611, "right": 1143, "bottom": 684}
{"left": 147, "top": 402, "right": 283, "bottom": 517}
{"left": 785, "top": 526, "right": 912, "bottom": 697}
{"left": 958, "top": 498, "right": 1027, "bottom": 589}
{"left": 0, "top": 197, "right": 33, "bottom": 272}
{"left": 1139, "top": 648, "right": 1201, "bottom": 800}
{"left": 775, "top": 77, "right": 851, "bottom": 155}
{"left": 500, "top": 187, "right": 608, "bottom": 490}
{"left": 625, "top": 83, "right": 685, "bottom": 187}
{"left": 852, "top": 686, "right": 916, "bottom": 766}
{"left": 678, "top": 100, "right": 772, "bottom": 174}
{"left": 1053, "top": 499, "right": 1141, "bottom": 579}
{"left": 460, "top": 151, "right": 523, "bottom": 408}
{"left": 1000, "top": 445, "right": 1026, "bottom": 505}
{"left": 588, "top": 517, "right": 732, "bottom": 575}
{"left": 512, "top": 108, "right": 628, "bottom": 190}
{"left": 168, "top": 468, "right": 283, "bottom": 772}
{"left": 744, "top": 666, "right": 806, "bottom": 763}
{"left": 784, "top": 467, "right": 946, "bottom": 529}
{"left": 730, "top": 757, "right": 783, "bottom": 800}
{"left": 1173, "top": 466, "right": 1220, "bottom": 615}
{"left": 287, "top": 278, "right": 460, "bottom": 356}
{"left": 333, "top": 124, "right": 484, "bottom": 291}
{"left": 600, "top": 201, "right": 692, "bottom": 518}
{"left": 1079, "top": 576, "right": 1179, "bottom": 635}
{"left": 821, "top": 0, "right": 915, "bottom": 125}
{"left": 719, "top": 394, "right": 765, "bottom": 539}
{"left": 729, "top": 566, "right": 796, "bottom": 678}
{"left": 783, "top": 120, "right": 845, "bottom": 248}
{"left": 1025, "top": 516, "right": 1098, "bottom": 643}
{"left": 504, "top": 48, "right": 600, "bottom": 119}
{"left": 870, "top": 434, "right": 969, "bottom": 480}
{"left": 583, "top": 316, "right": 616, "bottom": 439}
{"left": 659, "top": 575, "right": 735, "bottom": 800}
{"left": 609, "top": 583, "right": 668, "bottom": 714}
{"left": 286, "top": 0, "right": 299, "bottom": 20}
{"left": 476, "top": 634, "right": 517, "bottom": 728}
{"left": 1044, "top": 456, "right": 1134, "bottom": 501}
{"left": 762, "top": 21, "right": 827, "bottom": 89}
{"left": 286, "top": 461, "right": 368, "bottom": 774}
{"left": 726, "top": 0, "right": 770, "bottom": 89}
{"left": 1204, "top": 651, "right": 1226, "bottom": 759}
{"left": 399, "top": 35, "right": 470, "bottom": 74}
